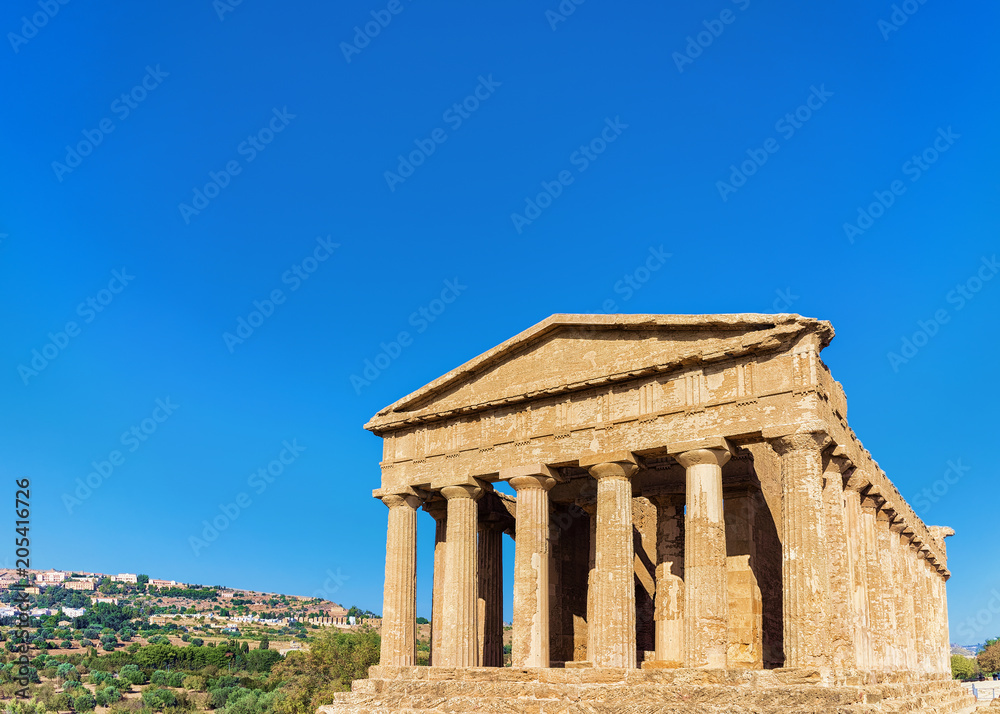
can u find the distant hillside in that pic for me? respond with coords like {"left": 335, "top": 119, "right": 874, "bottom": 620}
{"left": 0, "top": 568, "right": 379, "bottom": 623}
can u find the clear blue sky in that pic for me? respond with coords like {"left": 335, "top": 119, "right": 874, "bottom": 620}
{"left": 1, "top": 1, "right": 997, "bottom": 642}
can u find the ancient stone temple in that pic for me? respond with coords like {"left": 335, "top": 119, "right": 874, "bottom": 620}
{"left": 323, "top": 314, "right": 974, "bottom": 713}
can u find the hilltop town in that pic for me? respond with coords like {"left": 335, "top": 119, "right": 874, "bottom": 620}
{"left": 0, "top": 567, "right": 381, "bottom": 636}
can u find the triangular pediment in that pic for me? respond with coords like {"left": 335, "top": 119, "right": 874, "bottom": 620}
{"left": 365, "top": 313, "right": 832, "bottom": 433}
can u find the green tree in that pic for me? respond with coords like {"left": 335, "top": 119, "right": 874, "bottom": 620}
{"left": 95, "top": 685, "right": 122, "bottom": 707}
{"left": 952, "top": 654, "right": 977, "bottom": 680}
{"left": 978, "top": 640, "right": 1000, "bottom": 676}
{"left": 73, "top": 691, "right": 96, "bottom": 711}
{"left": 181, "top": 675, "right": 206, "bottom": 691}
{"left": 56, "top": 662, "right": 78, "bottom": 682}
{"left": 268, "top": 628, "right": 379, "bottom": 714}
{"left": 141, "top": 688, "right": 177, "bottom": 710}
{"left": 258, "top": 637, "right": 269, "bottom": 650}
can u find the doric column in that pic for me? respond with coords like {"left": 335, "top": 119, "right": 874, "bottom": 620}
{"left": 650, "top": 494, "right": 684, "bottom": 666}
{"left": 440, "top": 482, "right": 483, "bottom": 667}
{"left": 673, "top": 442, "right": 731, "bottom": 669}
{"left": 771, "top": 433, "right": 831, "bottom": 672}
{"left": 860, "top": 491, "right": 887, "bottom": 671}
{"left": 581, "top": 451, "right": 639, "bottom": 668}
{"left": 580, "top": 498, "right": 599, "bottom": 663}
{"left": 875, "top": 506, "right": 900, "bottom": 670}
{"left": 724, "top": 487, "right": 763, "bottom": 669}
{"left": 500, "top": 465, "right": 557, "bottom": 668}
{"left": 423, "top": 501, "right": 447, "bottom": 666}
{"left": 379, "top": 491, "right": 421, "bottom": 666}
{"left": 913, "top": 546, "right": 930, "bottom": 675}
{"left": 890, "top": 523, "right": 917, "bottom": 673}
{"left": 844, "top": 473, "right": 871, "bottom": 673}
{"left": 477, "top": 519, "right": 504, "bottom": 666}
{"left": 823, "top": 448, "right": 856, "bottom": 676}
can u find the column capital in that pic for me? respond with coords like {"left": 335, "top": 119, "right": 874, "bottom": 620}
{"left": 422, "top": 499, "right": 448, "bottom": 521}
{"left": 767, "top": 430, "right": 830, "bottom": 456}
{"left": 375, "top": 486, "right": 424, "bottom": 510}
{"left": 844, "top": 469, "right": 870, "bottom": 493}
{"left": 674, "top": 448, "right": 731, "bottom": 469}
{"left": 441, "top": 484, "right": 483, "bottom": 501}
{"left": 499, "top": 463, "right": 559, "bottom": 491}
{"left": 580, "top": 450, "right": 639, "bottom": 481}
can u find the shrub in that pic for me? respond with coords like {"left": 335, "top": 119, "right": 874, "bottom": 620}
{"left": 118, "top": 664, "right": 146, "bottom": 686}
{"left": 56, "top": 662, "right": 78, "bottom": 681}
{"left": 88, "top": 670, "right": 112, "bottom": 685}
{"left": 3, "top": 699, "right": 47, "bottom": 714}
{"left": 150, "top": 670, "right": 169, "bottom": 685}
{"left": 208, "top": 687, "right": 234, "bottom": 709}
{"left": 141, "top": 688, "right": 177, "bottom": 711}
{"left": 80, "top": 639, "right": 94, "bottom": 648}
{"left": 73, "top": 691, "right": 96, "bottom": 711}
{"left": 167, "top": 671, "right": 184, "bottom": 687}
{"left": 52, "top": 692, "right": 74, "bottom": 711}
{"left": 63, "top": 679, "right": 83, "bottom": 691}
{"left": 95, "top": 685, "right": 122, "bottom": 707}
{"left": 60, "top": 641, "right": 73, "bottom": 650}
{"left": 181, "top": 675, "right": 206, "bottom": 691}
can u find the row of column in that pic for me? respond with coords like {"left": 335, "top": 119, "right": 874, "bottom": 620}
{"left": 378, "top": 436, "right": 953, "bottom": 675}
{"left": 840, "top": 479, "right": 952, "bottom": 676}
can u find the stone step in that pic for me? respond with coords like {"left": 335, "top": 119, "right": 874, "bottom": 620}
{"left": 321, "top": 675, "right": 977, "bottom": 714}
